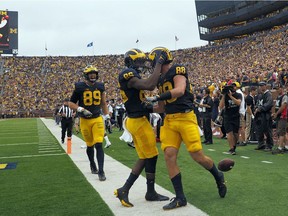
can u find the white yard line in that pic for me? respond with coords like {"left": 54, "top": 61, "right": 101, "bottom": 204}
{"left": 38, "top": 150, "right": 63, "bottom": 153}
{"left": 0, "top": 142, "right": 39, "bottom": 146}
{"left": 0, "top": 153, "right": 66, "bottom": 159}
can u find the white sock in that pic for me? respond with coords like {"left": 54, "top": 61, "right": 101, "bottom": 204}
{"left": 104, "top": 136, "right": 111, "bottom": 144}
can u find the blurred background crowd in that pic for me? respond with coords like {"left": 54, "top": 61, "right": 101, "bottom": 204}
{"left": 0, "top": 23, "right": 287, "bottom": 118}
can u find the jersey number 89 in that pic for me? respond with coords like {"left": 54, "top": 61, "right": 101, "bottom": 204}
{"left": 83, "top": 90, "right": 101, "bottom": 106}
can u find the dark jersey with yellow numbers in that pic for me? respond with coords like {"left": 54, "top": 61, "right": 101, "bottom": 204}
{"left": 70, "top": 81, "right": 105, "bottom": 118}
{"left": 158, "top": 64, "right": 194, "bottom": 114}
{"left": 118, "top": 68, "right": 148, "bottom": 118}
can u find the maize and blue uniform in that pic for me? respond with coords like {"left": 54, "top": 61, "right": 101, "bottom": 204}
{"left": 118, "top": 68, "right": 158, "bottom": 159}
{"left": 70, "top": 81, "right": 105, "bottom": 147}
{"left": 157, "top": 64, "right": 202, "bottom": 153}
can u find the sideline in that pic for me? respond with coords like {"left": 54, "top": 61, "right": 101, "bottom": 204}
{"left": 41, "top": 118, "right": 208, "bottom": 216}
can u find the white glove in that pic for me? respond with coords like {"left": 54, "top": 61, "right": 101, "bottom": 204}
{"left": 145, "top": 96, "right": 159, "bottom": 103}
{"left": 77, "top": 107, "right": 84, "bottom": 112}
{"left": 104, "top": 114, "right": 110, "bottom": 120}
{"left": 77, "top": 106, "right": 92, "bottom": 118}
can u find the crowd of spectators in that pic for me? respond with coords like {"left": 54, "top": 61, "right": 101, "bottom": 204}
{"left": 0, "top": 23, "right": 287, "bottom": 118}
{"left": 175, "top": 23, "right": 288, "bottom": 94}
{"left": 0, "top": 55, "right": 122, "bottom": 117}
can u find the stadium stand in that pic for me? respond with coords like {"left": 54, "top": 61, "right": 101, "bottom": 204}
{"left": 0, "top": 15, "right": 287, "bottom": 118}
{"left": 195, "top": 0, "right": 288, "bottom": 42}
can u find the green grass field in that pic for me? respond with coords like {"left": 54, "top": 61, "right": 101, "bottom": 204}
{"left": 0, "top": 118, "right": 287, "bottom": 216}
{"left": 0, "top": 118, "right": 113, "bottom": 216}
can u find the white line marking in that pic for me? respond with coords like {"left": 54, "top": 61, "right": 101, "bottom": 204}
{"left": 261, "top": 161, "right": 273, "bottom": 164}
{"left": 0, "top": 131, "right": 37, "bottom": 134}
{"left": 207, "top": 149, "right": 216, "bottom": 151}
{"left": 0, "top": 136, "right": 39, "bottom": 139}
{"left": 38, "top": 147, "right": 61, "bottom": 150}
{"left": 38, "top": 150, "right": 63, "bottom": 153}
{"left": 0, "top": 142, "right": 38, "bottom": 146}
{"left": 240, "top": 156, "right": 250, "bottom": 159}
{"left": 38, "top": 144, "right": 58, "bottom": 146}
{"left": 0, "top": 153, "right": 66, "bottom": 159}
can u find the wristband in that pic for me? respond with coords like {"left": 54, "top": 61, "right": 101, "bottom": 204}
{"left": 77, "top": 107, "right": 84, "bottom": 112}
{"left": 157, "top": 91, "right": 172, "bottom": 101}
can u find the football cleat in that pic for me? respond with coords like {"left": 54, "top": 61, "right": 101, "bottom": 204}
{"left": 127, "top": 142, "right": 135, "bottom": 148}
{"left": 145, "top": 191, "right": 169, "bottom": 201}
{"left": 216, "top": 172, "right": 227, "bottom": 198}
{"left": 104, "top": 142, "right": 112, "bottom": 148}
{"left": 227, "top": 148, "right": 236, "bottom": 155}
{"left": 272, "top": 148, "right": 284, "bottom": 154}
{"left": 114, "top": 187, "right": 134, "bottom": 207}
{"left": 98, "top": 172, "right": 106, "bottom": 181}
{"left": 255, "top": 144, "right": 265, "bottom": 150}
{"left": 163, "top": 197, "right": 187, "bottom": 210}
{"left": 264, "top": 147, "right": 272, "bottom": 152}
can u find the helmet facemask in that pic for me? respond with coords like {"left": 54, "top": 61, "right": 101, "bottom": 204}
{"left": 124, "top": 48, "right": 148, "bottom": 73}
{"left": 133, "top": 57, "right": 150, "bottom": 73}
{"left": 83, "top": 65, "right": 99, "bottom": 84}
{"left": 85, "top": 71, "right": 99, "bottom": 83}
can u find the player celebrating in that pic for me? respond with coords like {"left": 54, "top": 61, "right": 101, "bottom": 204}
{"left": 68, "top": 65, "right": 110, "bottom": 181}
{"left": 146, "top": 47, "right": 227, "bottom": 210}
{"left": 114, "top": 48, "right": 169, "bottom": 207}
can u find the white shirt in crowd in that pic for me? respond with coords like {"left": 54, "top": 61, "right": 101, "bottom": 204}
{"left": 236, "top": 89, "right": 246, "bottom": 115}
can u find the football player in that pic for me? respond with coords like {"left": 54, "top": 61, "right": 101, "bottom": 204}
{"left": 146, "top": 47, "right": 227, "bottom": 210}
{"left": 68, "top": 65, "right": 110, "bottom": 181}
{"left": 114, "top": 48, "right": 169, "bottom": 207}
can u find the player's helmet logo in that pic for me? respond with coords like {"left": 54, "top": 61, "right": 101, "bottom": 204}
{"left": 124, "top": 48, "right": 147, "bottom": 72}
{"left": 83, "top": 65, "right": 99, "bottom": 83}
{"left": 148, "top": 47, "right": 173, "bottom": 67}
